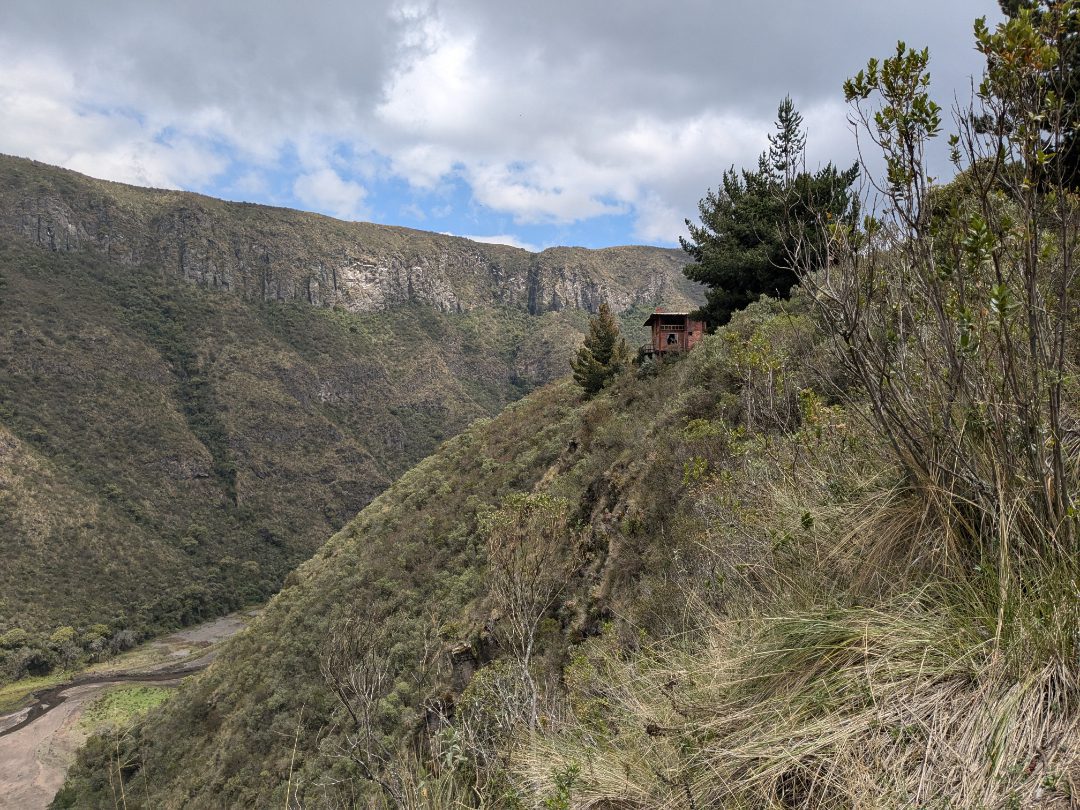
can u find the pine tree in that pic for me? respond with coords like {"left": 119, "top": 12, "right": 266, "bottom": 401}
{"left": 765, "top": 96, "right": 807, "bottom": 185}
{"left": 571, "top": 303, "right": 629, "bottom": 395}
{"left": 681, "top": 98, "right": 859, "bottom": 328}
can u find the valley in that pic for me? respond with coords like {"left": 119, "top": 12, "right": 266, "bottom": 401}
{"left": 0, "top": 609, "right": 255, "bottom": 810}
{"left": 0, "top": 154, "right": 700, "bottom": 691}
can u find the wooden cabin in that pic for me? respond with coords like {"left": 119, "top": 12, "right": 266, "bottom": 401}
{"left": 642, "top": 309, "right": 705, "bottom": 357}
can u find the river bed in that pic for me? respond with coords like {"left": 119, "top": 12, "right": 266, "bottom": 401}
{"left": 0, "top": 609, "right": 257, "bottom": 809}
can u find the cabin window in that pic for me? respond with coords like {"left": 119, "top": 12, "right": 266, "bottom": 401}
{"left": 666, "top": 332, "right": 677, "bottom": 345}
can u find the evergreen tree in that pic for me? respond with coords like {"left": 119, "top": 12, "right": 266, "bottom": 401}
{"left": 765, "top": 96, "right": 807, "bottom": 185}
{"left": 681, "top": 98, "right": 859, "bottom": 328}
{"left": 571, "top": 303, "right": 629, "bottom": 395}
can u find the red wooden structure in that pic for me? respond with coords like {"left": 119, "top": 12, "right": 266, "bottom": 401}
{"left": 642, "top": 309, "right": 705, "bottom": 357}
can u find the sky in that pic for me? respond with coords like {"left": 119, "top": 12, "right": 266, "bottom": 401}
{"left": 0, "top": 1, "right": 1003, "bottom": 252}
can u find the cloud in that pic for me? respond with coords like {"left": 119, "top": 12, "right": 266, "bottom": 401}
{"left": 0, "top": 53, "right": 227, "bottom": 189}
{"left": 459, "top": 233, "right": 540, "bottom": 252}
{"left": 227, "top": 170, "right": 271, "bottom": 198}
{"left": 0, "top": 0, "right": 1003, "bottom": 247}
{"left": 293, "top": 168, "right": 368, "bottom": 221}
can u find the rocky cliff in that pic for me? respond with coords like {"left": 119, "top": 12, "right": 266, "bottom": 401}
{"left": 0, "top": 154, "right": 700, "bottom": 317}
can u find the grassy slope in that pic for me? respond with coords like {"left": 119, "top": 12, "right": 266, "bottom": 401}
{"left": 59, "top": 295, "right": 1079, "bottom": 808}
{"left": 78, "top": 686, "right": 173, "bottom": 731}
{"left": 53, "top": 300, "right": 817, "bottom": 807}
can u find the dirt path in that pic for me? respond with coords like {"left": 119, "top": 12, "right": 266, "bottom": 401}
{"left": 0, "top": 609, "right": 256, "bottom": 810}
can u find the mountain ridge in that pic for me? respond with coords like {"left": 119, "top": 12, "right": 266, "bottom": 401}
{"left": 0, "top": 153, "right": 699, "bottom": 318}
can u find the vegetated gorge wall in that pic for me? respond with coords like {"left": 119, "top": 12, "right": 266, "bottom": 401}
{"left": 0, "top": 152, "right": 702, "bottom": 655}
{"left": 0, "top": 154, "right": 699, "bottom": 318}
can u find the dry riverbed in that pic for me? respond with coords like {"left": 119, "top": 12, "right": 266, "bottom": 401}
{"left": 0, "top": 609, "right": 258, "bottom": 809}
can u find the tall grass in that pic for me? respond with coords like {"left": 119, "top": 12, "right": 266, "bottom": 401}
{"left": 516, "top": 393, "right": 1080, "bottom": 808}
{"left": 519, "top": 545, "right": 1079, "bottom": 807}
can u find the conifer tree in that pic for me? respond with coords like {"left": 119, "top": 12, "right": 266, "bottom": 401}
{"left": 766, "top": 96, "right": 807, "bottom": 185}
{"left": 681, "top": 97, "right": 859, "bottom": 328}
{"left": 571, "top": 303, "right": 629, "bottom": 395}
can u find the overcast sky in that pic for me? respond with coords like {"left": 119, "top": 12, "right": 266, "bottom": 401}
{"left": 0, "top": 1, "right": 1002, "bottom": 250}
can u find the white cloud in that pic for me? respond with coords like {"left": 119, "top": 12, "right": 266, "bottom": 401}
{"left": 0, "top": 0, "right": 1001, "bottom": 245}
{"left": 0, "top": 54, "right": 226, "bottom": 189}
{"left": 388, "top": 144, "right": 457, "bottom": 190}
{"left": 633, "top": 193, "right": 687, "bottom": 245}
{"left": 228, "top": 170, "right": 271, "bottom": 197}
{"left": 376, "top": 24, "right": 490, "bottom": 140}
{"left": 293, "top": 168, "right": 368, "bottom": 221}
{"left": 465, "top": 162, "right": 627, "bottom": 225}
{"left": 460, "top": 233, "right": 540, "bottom": 252}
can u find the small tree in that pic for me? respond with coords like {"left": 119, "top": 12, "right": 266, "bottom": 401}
{"left": 998, "top": 0, "right": 1080, "bottom": 189}
{"left": 482, "top": 493, "right": 578, "bottom": 730}
{"left": 800, "top": 10, "right": 1080, "bottom": 560}
{"left": 320, "top": 615, "right": 444, "bottom": 806}
{"left": 571, "top": 303, "right": 629, "bottom": 395}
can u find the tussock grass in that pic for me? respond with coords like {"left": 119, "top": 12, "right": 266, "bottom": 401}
{"left": 515, "top": 377, "right": 1080, "bottom": 808}
{"left": 520, "top": 493, "right": 1080, "bottom": 809}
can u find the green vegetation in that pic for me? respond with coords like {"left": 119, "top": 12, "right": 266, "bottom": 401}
{"left": 57, "top": 292, "right": 840, "bottom": 808}
{"left": 54, "top": 9, "right": 1080, "bottom": 809}
{"left": 999, "top": 0, "right": 1080, "bottom": 189}
{"left": 78, "top": 686, "right": 172, "bottom": 731}
{"left": 0, "top": 672, "right": 69, "bottom": 714}
{"left": 0, "top": 157, "right": 696, "bottom": 685}
{"left": 681, "top": 97, "right": 859, "bottom": 328}
{"left": 569, "top": 303, "right": 628, "bottom": 395}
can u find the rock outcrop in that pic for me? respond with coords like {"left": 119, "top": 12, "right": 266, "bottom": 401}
{"left": 0, "top": 154, "right": 701, "bottom": 317}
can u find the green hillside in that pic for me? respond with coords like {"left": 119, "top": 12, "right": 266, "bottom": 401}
{"left": 57, "top": 285, "right": 1080, "bottom": 808}
{"left": 53, "top": 13, "right": 1080, "bottom": 802}
{"left": 53, "top": 300, "right": 780, "bottom": 808}
{"left": 0, "top": 156, "right": 699, "bottom": 681}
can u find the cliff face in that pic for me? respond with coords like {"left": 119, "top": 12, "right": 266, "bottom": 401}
{"left": 0, "top": 154, "right": 700, "bottom": 317}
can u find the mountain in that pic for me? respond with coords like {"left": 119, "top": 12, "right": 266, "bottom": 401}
{"left": 0, "top": 154, "right": 700, "bottom": 317}
{"left": 0, "top": 154, "right": 701, "bottom": 679}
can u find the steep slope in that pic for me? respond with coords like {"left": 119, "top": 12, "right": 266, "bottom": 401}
{"left": 57, "top": 295, "right": 1080, "bottom": 809}
{"left": 53, "top": 300, "right": 823, "bottom": 808}
{"left": 0, "top": 155, "right": 701, "bottom": 679}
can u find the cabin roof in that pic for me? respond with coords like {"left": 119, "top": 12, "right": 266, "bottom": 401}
{"left": 643, "top": 311, "right": 695, "bottom": 327}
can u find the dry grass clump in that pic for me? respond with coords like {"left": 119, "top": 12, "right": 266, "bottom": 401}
{"left": 517, "top": 415, "right": 1080, "bottom": 809}
{"left": 519, "top": 561, "right": 1080, "bottom": 808}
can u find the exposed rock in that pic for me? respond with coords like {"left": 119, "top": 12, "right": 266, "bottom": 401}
{"left": 0, "top": 154, "right": 703, "bottom": 317}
